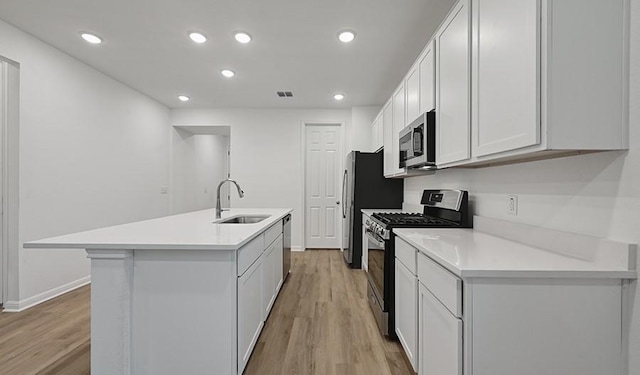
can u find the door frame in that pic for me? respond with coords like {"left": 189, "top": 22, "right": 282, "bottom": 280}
{"left": 0, "top": 57, "right": 19, "bottom": 309}
{"left": 301, "top": 121, "right": 345, "bottom": 251}
{"left": 0, "top": 60, "right": 5, "bottom": 306}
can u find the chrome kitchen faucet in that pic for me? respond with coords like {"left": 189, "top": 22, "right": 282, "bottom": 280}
{"left": 216, "top": 178, "right": 244, "bottom": 218}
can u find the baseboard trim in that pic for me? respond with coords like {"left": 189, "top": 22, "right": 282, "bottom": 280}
{"left": 2, "top": 276, "right": 91, "bottom": 312}
{"left": 292, "top": 246, "right": 304, "bottom": 252}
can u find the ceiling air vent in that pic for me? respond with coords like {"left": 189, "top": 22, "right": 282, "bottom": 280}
{"left": 276, "top": 91, "right": 294, "bottom": 97}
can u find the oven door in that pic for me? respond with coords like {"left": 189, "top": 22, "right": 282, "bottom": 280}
{"left": 365, "top": 229, "right": 385, "bottom": 301}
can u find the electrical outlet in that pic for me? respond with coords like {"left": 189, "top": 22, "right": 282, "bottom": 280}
{"left": 160, "top": 185, "right": 168, "bottom": 194}
{"left": 508, "top": 195, "right": 518, "bottom": 215}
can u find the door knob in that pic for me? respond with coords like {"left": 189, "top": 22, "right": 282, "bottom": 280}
{"left": 336, "top": 201, "right": 340, "bottom": 205}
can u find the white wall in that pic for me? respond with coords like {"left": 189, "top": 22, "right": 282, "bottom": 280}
{"left": 405, "top": 0, "right": 640, "bottom": 371}
{"left": 171, "top": 129, "right": 229, "bottom": 214}
{"left": 351, "top": 106, "right": 381, "bottom": 152}
{"left": 0, "top": 19, "right": 171, "bottom": 309}
{"left": 171, "top": 108, "right": 352, "bottom": 249}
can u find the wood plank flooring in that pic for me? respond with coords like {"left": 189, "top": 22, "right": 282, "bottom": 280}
{"left": 0, "top": 286, "right": 91, "bottom": 375}
{"left": 0, "top": 250, "right": 413, "bottom": 375}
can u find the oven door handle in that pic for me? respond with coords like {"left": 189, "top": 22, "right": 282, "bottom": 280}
{"left": 365, "top": 230, "right": 386, "bottom": 248}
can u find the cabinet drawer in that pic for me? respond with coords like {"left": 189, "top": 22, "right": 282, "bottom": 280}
{"left": 395, "top": 237, "right": 417, "bottom": 275}
{"left": 264, "top": 221, "right": 283, "bottom": 247}
{"left": 237, "top": 234, "right": 264, "bottom": 276}
{"left": 418, "top": 252, "right": 462, "bottom": 318}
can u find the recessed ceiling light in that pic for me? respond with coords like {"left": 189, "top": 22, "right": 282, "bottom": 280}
{"left": 337, "top": 30, "right": 356, "bottom": 43}
{"left": 177, "top": 95, "right": 190, "bottom": 102}
{"left": 234, "top": 32, "right": 252, "bottom": 44}
{"left": 221, "top": 69, "right": 236, "bottom": 78}
{"left": 333, "top": 93, "right": 345, "bottom": 101}
{"left": 189, "top": 32, "right": 207, "bottom": 44}
{"left": 80, "top": 33, "right": 102, "bottom": 44}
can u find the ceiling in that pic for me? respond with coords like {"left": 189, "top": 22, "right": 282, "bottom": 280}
{"left": 0, "top": 0, "right": 456, "bottom": 109}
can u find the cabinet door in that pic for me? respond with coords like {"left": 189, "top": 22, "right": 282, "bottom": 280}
{"left": 376, "top": 113, "right": 384, "bottom": 151}
{"left": 371, "top": 117, "right": 379, "bottom": 152}
{"left": 419, "top": 40, "right": 436, "bottom": 113}
{"left": 436, "top": 0, "right": 471, "bottom": 165}
{"left": 395, "top": 259, "right": 418, "bottom": 371}
{"left": 372, "top": 113, "right": 383, "bottom": 151}
{"left": 238, "top": 256, "right": 264, "bottom": 374}
{"left": 382, "top": 99, "right": 395, "bottom": 176}
{"left": 419, "top": 283, "right": 462, "bottom": 375}
{"left": 273, "top": 235, "right": 283, "bottom": 296}
{"left": 263, "top": 235, "right": 284, "bottom": 319}
{"left": 406, "top": 64, "right": 420, "bottom": 124}
{"left": 472, "top": 0, "right": 540, "bottom": 157}
{"left": 392, "top": 83, "right": 406, "bottom": 174}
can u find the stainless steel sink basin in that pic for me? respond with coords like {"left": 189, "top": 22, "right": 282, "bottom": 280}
{"left": 216, "top": 215, "right": 270, "bottom": 224}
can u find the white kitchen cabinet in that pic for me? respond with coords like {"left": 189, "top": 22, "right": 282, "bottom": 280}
{"left": 371, "top": 112, "right": 383, "bottom": 152}
{"left": 237, "top": 252, "right": 264, "bottom": 374}
{"left": 395, "top": 221, "right": 632, "bottom": 375}
{"left": 240, "top": 222, "right": 284, "bottom": 374}
{"left": 406, "top": 63, "right": 420, "bottom": 125}
{"left": 390, "top": 83, "right": 406, "bottom": 175}
{"left": 395, "top": 258, "right": 418, "bottom": 371}
{"left": 262, "top": 234, "right": 283, "bottom": 318}
{"left": 435, "top": 0, "right": 471, "bottom": 166}
{"left": 419, "top": 282, "right": 462, "bottom": 375}
{"left": 471, "top": 0, "right": 539, "bottom": 157}
{"left": 419, "top": 40, "right": 436, "bottom": 113}
{"left": 467, "top": 0, "right": 628, "bottom": 166}
{"left": 382, "top": 99, "right": 395, "bottom": 177}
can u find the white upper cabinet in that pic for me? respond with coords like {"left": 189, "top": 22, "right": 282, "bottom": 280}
{"left": 406, "top": 63, "right": 420, "bottom": 125}
{"left": 435, "top": 0, "right": 471, "bottom": 166}
{"left": 382, "top": 99, "right": 395, "bottom": 176}
{"left": 471, "top": 0, "right": 539, "bottom": 157}
{"left": 375, "top": 0, "right": 627, "bottom": 172}
{"left": 391, "top": 83, "right": 407, "bottom": 175}
{"left": 467, "top": 0, "right": 628, "bottom": 165}
{"left": 371, "top": 112, "right": 383, "bottom": 152}
{"left": 419, "top": 40, "right": 436, "bottom": 113}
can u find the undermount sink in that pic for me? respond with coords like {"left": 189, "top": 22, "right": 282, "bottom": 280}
{"left": 216, "top": 215, "right": 270, "bottom": 224}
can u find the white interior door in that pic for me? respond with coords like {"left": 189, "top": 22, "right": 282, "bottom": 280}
{"left": 305, "top": 124, "right": 343, "bottom": 249}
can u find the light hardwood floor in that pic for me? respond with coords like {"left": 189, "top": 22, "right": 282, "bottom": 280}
{"left": 0, "top": 250, "right": 413, "bottom": 375}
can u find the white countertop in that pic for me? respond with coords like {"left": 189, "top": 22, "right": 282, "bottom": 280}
{"left": 394, "top": 225, "right": 637, "bottom": 279}
{"left": 24, "top": 208, "right": 292, "bottom": 251}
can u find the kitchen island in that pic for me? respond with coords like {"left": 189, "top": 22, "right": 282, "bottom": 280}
{"left": 25, "top": 208, "right": 292, "bottom": 375}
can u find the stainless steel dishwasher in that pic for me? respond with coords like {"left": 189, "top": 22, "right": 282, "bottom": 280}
{"left": 282, "top": 214, "right": 291, "bottom": 281}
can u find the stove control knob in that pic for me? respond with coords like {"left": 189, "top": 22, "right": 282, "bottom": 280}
{"left": 379, "top": 228, "right": 386, "bottom": 238}
{"left": 365, "top": 219, "right": 370, "bottom": 226}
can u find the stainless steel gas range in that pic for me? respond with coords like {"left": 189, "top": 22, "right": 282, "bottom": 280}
{"left": 364, "top": 189, "right": 472, "bottom": 338}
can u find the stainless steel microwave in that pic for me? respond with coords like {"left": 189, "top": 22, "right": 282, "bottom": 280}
{"left": 399, "top": 110, "right": 435, "bottom": 169}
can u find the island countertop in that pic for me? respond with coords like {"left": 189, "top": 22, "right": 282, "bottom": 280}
{"left": 24, "top": 208, "right": 292, "bottom": 251}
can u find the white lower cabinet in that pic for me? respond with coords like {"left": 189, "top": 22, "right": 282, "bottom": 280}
{"left": 262, "top": 235, "right": 283, "bottom": 319}
{"left": 399, "top": 237, "right": 626, "bottom": 375}
{"left": 237, "top": 254, "right": 264, "bottom": 373}
{"left": 419, "top": 282, "right": 462, "bottom": 375}
{"left": 395, "top": 259, "right": 418, "bottom": 371}
{"left": 238, "top": 226, "right": 284, "bottom": 374}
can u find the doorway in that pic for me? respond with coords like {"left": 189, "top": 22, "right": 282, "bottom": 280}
{"left": 304, "top": 123, "right": 344, "bottom": 249}
{"left": 170, "top": 125, "right": 231, "bottom": 215}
